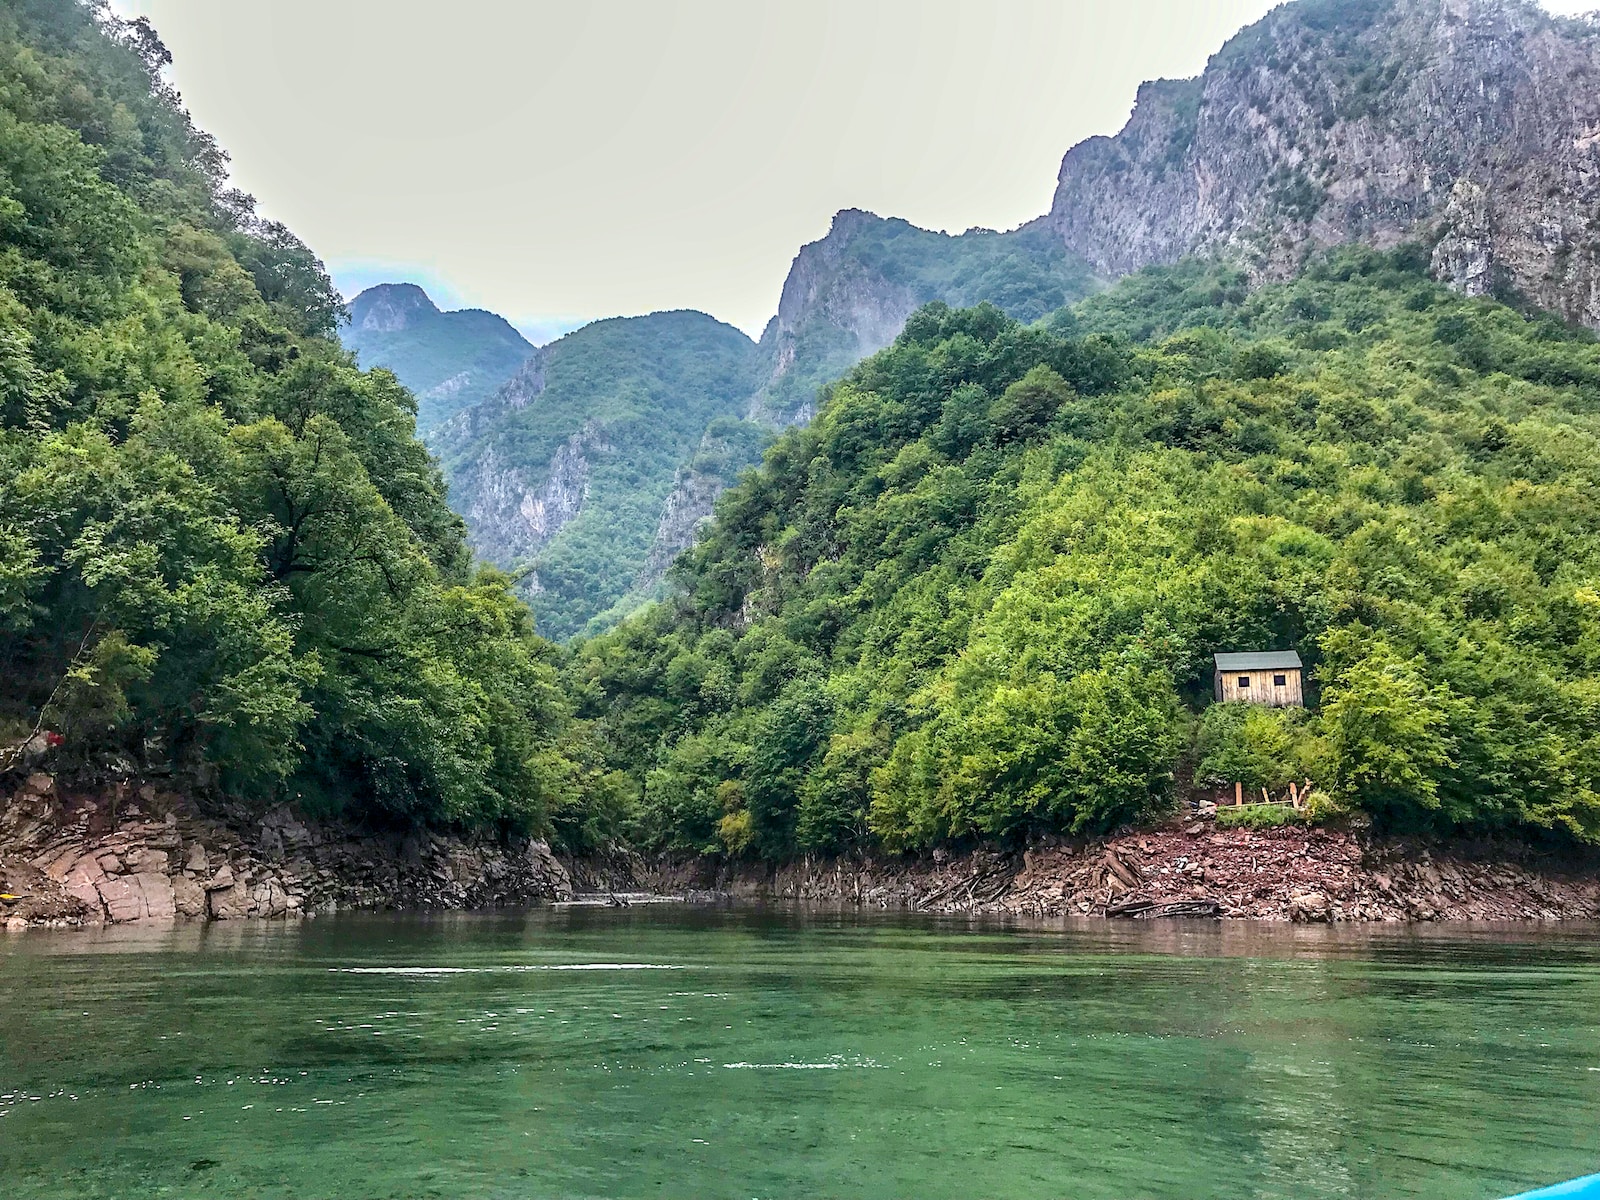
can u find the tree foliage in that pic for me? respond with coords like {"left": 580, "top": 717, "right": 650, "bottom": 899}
{"left": 0, "top": 0, "right": 585, "bottom": 834}
{"left": 574, "top": 249, "right": 1600, "bottom": 855}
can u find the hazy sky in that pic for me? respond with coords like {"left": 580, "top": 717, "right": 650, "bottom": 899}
{"left": 110, "top": 0, "right": 1595, "bottom": 340}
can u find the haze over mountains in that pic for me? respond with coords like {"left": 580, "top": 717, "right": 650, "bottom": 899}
{"left": 344, "top": 0, "right": 1600, "bottom": 640}
{"left": 341, "top": 284, "right": 532, "bottom": 434}
{"left": 344, "top": 214, "right": 1102, "bottom": 636}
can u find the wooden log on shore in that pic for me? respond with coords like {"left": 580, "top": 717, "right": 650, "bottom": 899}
{"left": 1106, "top": 898, "right": 1221, "bottom": 920}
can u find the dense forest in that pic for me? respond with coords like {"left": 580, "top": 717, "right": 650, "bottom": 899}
{"left": 0, "top": 0, "right": 599, "bottom": 836}
{"left": 10, "top": 0, "right": 1600, "bottom": 864}
{"left": 571, "top": 248, "right": 1600, "bottom": 857}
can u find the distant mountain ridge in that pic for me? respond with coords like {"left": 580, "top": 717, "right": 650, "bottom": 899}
{"left": 349, "top": 0, "right": 1600, "bottom": 640}
{"left": 428, "top": 310, "right": 765, "bottom": 639}
{"left": 341, "top": 283, "right": 533, "bottom": 433}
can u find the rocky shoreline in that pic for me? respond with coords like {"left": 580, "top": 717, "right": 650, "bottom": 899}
{"left": 0, "top": 772, "right": 574, "bottom": 930}
{"left": 4, "top": 770, "right": 1599, "bottom": 929}
{"left": 653, "top": 825, "right": 1600, "bottom": 923}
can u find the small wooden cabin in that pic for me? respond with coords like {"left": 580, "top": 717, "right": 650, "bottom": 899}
{"left": 1214, "top": 651, "right": 1304, "bottom": 707}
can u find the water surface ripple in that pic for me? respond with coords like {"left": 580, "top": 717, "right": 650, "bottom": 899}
{"left": 1, "top": 909, "right": 1597, "bottom": 1199}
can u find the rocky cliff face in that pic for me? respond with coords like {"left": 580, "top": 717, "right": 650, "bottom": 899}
{"left": 447, "top": 421, "right": 609, "bottom": 582}
{"left": 634, "top": 418, "right": 769, "bottom": 592}
{"left": 0, "top": 771, "right": 572, "bottom": 928}
{"left": 749, "top": 210, "right": 924, "bottom": 423}
{"left": 433, "top": 351, "right": 546, "bottom": 445}
{"left": 1047, "top": 0, "right": 1600, "bottom": 326}
{"left": 750, "top": 210, "right": 1099, "bottom": 423}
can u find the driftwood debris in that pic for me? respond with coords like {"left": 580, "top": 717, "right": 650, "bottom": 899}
{"left": 917, "top": 859, "right": 1012, "bottom": 909}
{"left": 1103, "top": 848, "right": 1140, "bottom": 889}
{"left": 1106, "top": 898, "right": 1221, "bottom": 920}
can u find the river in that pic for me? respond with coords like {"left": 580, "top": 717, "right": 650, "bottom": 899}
{"left": 1, "top": 908, "right": 1596, "bottom": 1199}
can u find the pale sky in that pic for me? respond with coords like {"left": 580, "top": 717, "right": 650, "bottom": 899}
{"left": 109, "top": 0, "right": 1596, "bottom": 340}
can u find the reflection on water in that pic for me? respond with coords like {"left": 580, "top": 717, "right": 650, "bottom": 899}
{"left": 1, "top": 909, "right": 1597, "bottom": 1199}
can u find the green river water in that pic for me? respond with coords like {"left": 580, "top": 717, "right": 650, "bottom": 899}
{"left": 1, "top": 908, "right": 1597, "bottom": 1199}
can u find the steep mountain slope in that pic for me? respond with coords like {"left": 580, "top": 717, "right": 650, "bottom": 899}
{"left": 1047, "top": 0, "right": 1600, "bottom": 327}
{"left": 340, "top": 283, "right": 533, "bottom": 433}
{"left": 750, "top": 210, "right": 1100, "bottom": 423}
{"left": 350, "top": 0, "right": 1600, "bottom": 650}
{"left": 431, "top": 311, "right": 764, "bottom": 639}
{"left": 0, "top": 0, "right": 600, "bottom": 835}
{"left": 574, "top": 249, "right": 1600, "bottom": 859}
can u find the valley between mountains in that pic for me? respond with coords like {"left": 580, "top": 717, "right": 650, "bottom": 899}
{"left": 10, "top": 0, "right": 1600, "bottom": 927}
{"left": 347, "top": 0, "right": 1600, "bottom": 643}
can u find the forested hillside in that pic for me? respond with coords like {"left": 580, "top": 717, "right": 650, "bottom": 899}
{"left": 572, "top": 248, "right": 1600, "bottom": 858}
{"left": 431, "top": 311, "right": 767, "bottom": 640}
{"left": 0, "top": 0, "right": 598, "bottom": 836}
{"left": 340, "top": 283, "right": 533, "bottom": 434}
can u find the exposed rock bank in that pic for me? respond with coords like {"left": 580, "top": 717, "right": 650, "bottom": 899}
{"left": 6, "top": 771, "right": 1598, "bottom": 930}
{"left": 645, "top": 824, "right": 1600, "bottom": 923}
{"left": 0, "top": 772, "right": 571, "bottom": 930}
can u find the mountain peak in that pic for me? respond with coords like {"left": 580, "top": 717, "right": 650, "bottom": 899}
{"left": 348, "top": 283, "right": 440, "bottom": 333}
{"left": 339, "top": 284, "right": 533, "bottom": 433}
{"left": 827, "top": 208, "right": 886, "bottom": 239}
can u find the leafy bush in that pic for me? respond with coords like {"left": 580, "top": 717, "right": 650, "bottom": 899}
{"left": 1216, "top": 803, "right": 1303, "bottom": 831}
{"left": 573, "top": 244, "right": 1600, "bottom": 856}
{"left": 1195, "top": 704, "right": 1321, "bottom": 792}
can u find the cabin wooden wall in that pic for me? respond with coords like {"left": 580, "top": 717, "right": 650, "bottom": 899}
{"left": 1214, "top": 668, "right": 1303, "bottom": 707}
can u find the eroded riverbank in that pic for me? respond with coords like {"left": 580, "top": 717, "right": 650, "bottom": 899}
{"left": 4, "top": 769, "right": 1598, "bottom": 928}
{"left": 650, "top": 826, "right": 1600, "bottom": 922}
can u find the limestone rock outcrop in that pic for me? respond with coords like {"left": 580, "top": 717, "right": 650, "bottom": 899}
{"left": 1046, "top": 0, "right": 1600, "bottom": 327}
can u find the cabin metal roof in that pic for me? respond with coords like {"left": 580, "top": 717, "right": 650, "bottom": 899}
{"left": 1214, "top": 651, "right": 1303, "bottom": 672}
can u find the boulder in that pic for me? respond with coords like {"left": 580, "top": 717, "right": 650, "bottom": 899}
{"left": 96, "top": 875, "right": 146, "bottom": 922}
{"left": 135, "top": 872, "right": 175, "bottom": 920}
{"left": 208, "top": 881, "right": 250, "bottom": 920}
{"left": 171, "top": 874, "right": 207, "bottom": 918}
{"left": 1290, "top": 891, "right": 1333, "bottom": 923}
{"left": 126, "top": 847, "right": 168, "bottom": 873}
{"left": 92, "top": 872, "right": 176, "bottom": 922}
{"left": 63, "top": 856, "right": 108, "bottom": 911}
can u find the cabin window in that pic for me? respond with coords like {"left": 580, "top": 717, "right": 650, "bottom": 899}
{"left": 1274, "top": 674, "right": 1287, "bottom": 687}
{"left": 1237, "top": 675, "right": 1250, "bottom": 689}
